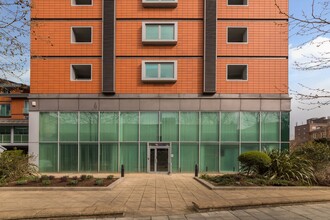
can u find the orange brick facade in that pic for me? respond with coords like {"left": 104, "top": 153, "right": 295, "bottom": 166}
{"left": 31, "top": 0, "right": 288, "bottom": 95}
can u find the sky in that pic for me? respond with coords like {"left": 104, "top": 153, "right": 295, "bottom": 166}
{"left": 5, "top": 0, "right": 330, "bottom": 140}
{"left": 288, "top": 0, "right": 330, "bottom": 138}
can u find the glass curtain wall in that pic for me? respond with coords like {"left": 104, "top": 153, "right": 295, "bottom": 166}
{"left": 39, "top": 111, "right": 290, "bottom": 173}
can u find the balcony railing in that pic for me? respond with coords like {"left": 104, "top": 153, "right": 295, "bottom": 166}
{"left": 0, "top": 134, "right": 11, "bottom": 143}
{"left": 14, "top": 134, "right": 28, "bottom": 143}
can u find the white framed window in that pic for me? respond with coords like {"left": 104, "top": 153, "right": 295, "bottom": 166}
{"left": 71, "top": 0, "right": 93, "bottom": 6}
{"left": 227, "top": 0, "right": 248, "bottom": 6}
{"left": 142, "top": 61, "right": 177, "bottom": 82}
{"left": 0, "top": 104, "right": 11, "bottom": 117}
{"left": 227, "top": 27, "right": 248, "bottom": 43}
{"left": 142, "top": 0, "right": 178, "bottom": 8}
{"left": 71, "top": 27, "right": 92, "bottom": 43}
{"left": 142, "top": 22, "right": 178, "bottom": 45}
{"left": 227, "top": 64, "right": 248, "bottom": 81}
{"left": 71, "top": 64, "right": 92, "bottom": 81}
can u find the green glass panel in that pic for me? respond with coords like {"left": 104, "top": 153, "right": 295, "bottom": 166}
{"left": 171, "top": 143, "right": 179, "bottom": 172}
{"left": 80, "top": 143, "right": 98, "bottom": 172}
{"left": 180, "top": 112, "right": 199, "bottom": 142}
{"left": 140, "top": 143, "right": 147, "bottom": 172}
{"left": 100, "top": 112, "right": 118, "bottom": 141}
{"left": 14, "top": 127, "right": 28, "bottom": 143}
{"left": 120, "top": 112, "right": 139, "bottom": 141}
{"left": 241, "top": 143, "right": 259, "bottom": 154}
{"left": 0, "top": 104, "right": 10, "bottom": 116}
{"left": 161, "top": 25, "right": 174, "bottom": 40}
{"left": 221, "top": 112, "right": 239, "bottom": 142}
{"left": 80, "top": 112, "right": 98, "bottom": 142}
{"left": 140, "top": 112, "right": 159, "bottom": 141}
{"left": 261, "top": 112, "right": 279, "bottom": 142}
{"left": 180, "top": 143, "right": 198, "bottom": 172}
{"left": 281, "top": 143, "right": 290, "bottom": 153}
{"left": 120, "top": 143, "right": 138, "bottom": 172}
{"left": 146, "top": 63, "right": 158, "bottom": 78}
{"left": 0, "top": 126, "right": 11, "bottom": 144}
{"left": 160, "top": 63, "right": 174, "bottom": 78}
{"left": 39, "top": 143, "right": 58, "bottom": 172}
{"left": 40, "top": 112, "right": 58, "bottom": 142}
{"left": 59, "top": 112, "right": 78, "bottom": 141}
{"left": 241, "top": 112, "right": 259, "bottom": 142}
{"left": 281, "top": 112, "right": 290, "bottom": 142}
{"left": 201, "top": 112, "right": 219, "bottom": 141}
{"left": 221, "top": 144, "right": 239, "bottom": 172}
{"left": 100, "top": 143, "right": 118, "bottom": 172}
{"left": 161, "top": 112, "right": 179, "bottom": 141}
{"left": 262, "top": 143, "right": 280, "bottom": 153}
{"left": 60, "top": 143, "right": 78, "bottom": 172}
{"left": 200, "top": 143, "right": 219, "bottom": 172}
{"left": 146, "top": 25, "right": 159, "bottom": 40}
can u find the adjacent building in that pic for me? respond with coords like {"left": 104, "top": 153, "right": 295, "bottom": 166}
{"left": 30, "top": 0, "right": 290, "bottom": 173}
{"left": 0, "top": 79, "right": 29, "bottom": 152}
{"left": 295, "top": 117, "right": 330, "bottom": 145}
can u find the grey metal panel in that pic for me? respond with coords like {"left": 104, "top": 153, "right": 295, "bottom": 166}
{"left": 103, "top": 0, "right": 116, "bottom": 93}
{"left": 140, "top": 99, "right": 160, "bottom": 111}
{"left": 221, "top": 99, "right": 240, "bottom": 111}
{"left": 159, "top": 99, "right": 180, "bottom": 110}
{"left": 204, "top": 0, "right": 217, "bottom": 94}
{"left": 241, "top": 99, "right": 261, "bottom": 111}
{"left": 39, "top": 99, "right": 59, "bottom": 111}
{"left": 29, "top": 112, "right": 39, "bottom": 167}
{"left": 59, "top": 99, "right": 79, "bottom": 111}
{"left": 119, "top": 99, "right": 140, "bottom": 111}
{"left": 79, "top": 99, "right": 99, "bottom": 111}
{"left": 281, "top": 99, "right": 291, "bottom": 111}
{"left": 261, "top": 99, "right": 281, "bottom": 111}
{"left": 29, "top": 100, "right": 39, "bottom": 111}
{"left": 200, "top": 99, "right": 221, "bottom": 111}
{"left": 99, "top": 99, "right": 120, "bottom": 110}
{"left": 180, "top": 99, "right": 200, "bottom": 111}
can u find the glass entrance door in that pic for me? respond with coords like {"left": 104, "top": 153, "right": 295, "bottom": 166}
{"left": 148, "top": 143, "right": 171, "bottom": 173}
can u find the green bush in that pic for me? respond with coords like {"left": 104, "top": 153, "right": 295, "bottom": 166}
{"left": 95, "top": 179, "right": 104, "bottom": 186}
{"left": 107, "top": 175, "right": 114, "bottom": 180}
{"left": 41, "top": 179, "right": 51, "bottom": 186}
{"left": 266, "top": 150, "right": 315, "bottom": 185}
{"left": 80, "top": 175, "right": 87, "bottom": 181}
{"left": 86, "top": 175, "right": 93, "bottom": 179}
{"left": 68, "top": 180, "right": 78, "bottom": 186}
{"left": 0, "top": 150, "right": 38, "bottom": 184}
{"left": 16, "top": 179, "right": 28, "bottom": 185}
{"left": 238, "top": 151, "right": 271, "bottom": 175}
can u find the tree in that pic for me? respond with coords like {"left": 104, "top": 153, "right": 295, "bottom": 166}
{"left": 0, "top": 1, "right": 31, "bottom": 82}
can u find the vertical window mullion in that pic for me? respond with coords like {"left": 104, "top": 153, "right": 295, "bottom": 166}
{"left": 158, "top": 64, "right": 161, "bottom": 79}
{"left": 158, "top": 25, "right": 161, "bottom": 40}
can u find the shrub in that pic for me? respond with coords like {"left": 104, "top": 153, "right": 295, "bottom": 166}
{"left": 40, "top": 175, "right": 49, "bottom": 180}
{"left": 266, "top": 150, "right": 315, "bottom": 185}
{"left": 60, "top": 176, "right": 69, "bottom": 182}
{"left": 71, "top": 176, "right": 78, "bottom": 180}
{"left": 95, "top": 179, "right": 104, "bottom": 186}
{"left": 238, "top": 151, "right": 271, "bottom": 175}
{"left": 293, "top": 142, "right": 330, "bottom": 169}
{"left": 86, "top": 175, "right": 93, "bottom": 179}
{"left": 68, "top": 180, "right": 78, "bottom": 186}
{"left": 80, "top": 175, "right": 87, "bottom": 181}
{"left": 107, "top": 175, "right": 114, "bottom": 180}
{"left": 16, "top": 179, "right": 28, "bottom": 185}
{"left": 0, "top": 150, "right": 38, "bottom": 184}
{"left": 48, "top": 175, "right": 55, "bottom": 180}
{"left": 41, "top": 179, "right": 51, "bottom": 186}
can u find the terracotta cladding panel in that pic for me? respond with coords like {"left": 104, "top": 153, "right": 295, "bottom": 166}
{"left": 31, "top": 21, "right": 102, "bottom": 56}
{"left": 11, "top": 99, "right": 25, "bottom": 120}
{"left": 218, "top": 21, "right": 288, "bottom": 57}
{"left": 0, "top": 97, "right": 11, "bottom": 102}
{"left": 218, "top": 0, "right": 288, "bottom": 19}
{"left": 116, "top": 21, "right": 203, "bottom": 56}
{"left": 117, "top": 0, "right": 203, "bottom": 18}
{"left": 116, "top": 59, "right": 203, "bottom": 94}
{"left": 31, "top": 59, "right": 102, "bottom": 94}
{"left": 217, "top": 58, "right": 288, "bottom": 94}
{"left": 31, "top": 0, "right": 102, "bottom": 18}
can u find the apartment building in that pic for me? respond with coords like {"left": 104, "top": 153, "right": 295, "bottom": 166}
{"left": 30, "top": 0, "right": 290, "bottom": 173}
{"left": 0, "top": 79, "right": 29, "bottom": 152}
{"left": 295, "top": 117, "right": 330, "bottom": 145}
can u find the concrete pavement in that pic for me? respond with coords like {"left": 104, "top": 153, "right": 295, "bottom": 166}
{"left": 0, "top": 174, "right": 330, "bottom": 219}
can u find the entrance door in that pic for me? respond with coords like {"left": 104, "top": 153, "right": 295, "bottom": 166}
{"left": 148, "top": 143, "right": 171, "bottom": 173}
